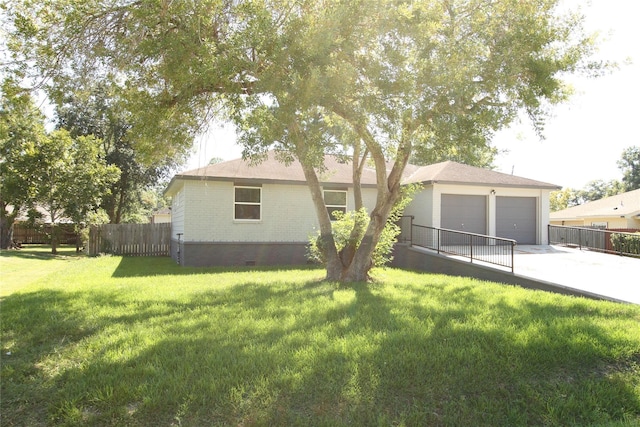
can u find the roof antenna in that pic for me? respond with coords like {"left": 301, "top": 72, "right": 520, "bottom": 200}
{"left": 511, "top": 165, "right": 514, "bottom": 175}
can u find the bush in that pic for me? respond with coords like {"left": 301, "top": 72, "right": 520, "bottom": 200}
{"left": 610, "top": 232, "right": 640, "bottom": 255}
{"left": 307, "top": 208, "right": 401, "bottom": 267}
{"left": 308, "top": 184, "right": 419, "bottom": 268}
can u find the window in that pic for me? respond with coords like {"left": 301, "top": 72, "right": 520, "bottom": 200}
{"left": 234, "top": 186, "right": 261, "bottom": 220}
{"left": 324, "top": 190, "right": 347, "bottom": 220}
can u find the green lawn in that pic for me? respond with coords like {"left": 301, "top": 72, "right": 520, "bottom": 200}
{"left": 0, "top": 245, "right": 84, "bottom": 296}
{"left": 1, "top": 247, "right": 639, "bottom": 426}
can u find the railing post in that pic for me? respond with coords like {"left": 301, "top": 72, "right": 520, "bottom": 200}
{"left": 511, "top": 241, "right": 515, "bottom": 273}
{"left": 410, "top": 216, "right": 413, "bottom": 246}
{"left": 177, "top": 233, "right": 183, "bottom": 265}
{"left": 470, "top": 234, "right": 474, "bottom": 264}
{"left": 437, "top": 228, "right": 441, "bottom": 254}
{"left": 579, "top": 228, "right": 582, "bottom": 250}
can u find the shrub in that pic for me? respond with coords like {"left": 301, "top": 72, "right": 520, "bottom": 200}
{"left": 307, "top": 208, "right": 401, "bottom": 267}
{"left": 610, "top": 232, "right": 640, "bottom": 255}
{"left": 308, "top": 184, "right": 419, "bottom": 267}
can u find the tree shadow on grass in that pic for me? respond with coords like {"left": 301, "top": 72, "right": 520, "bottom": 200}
{"left": 1, "top": 274, "right": 639, "bottom": 426}
{"left": 110, "top": 255, "right": 322, "bottom": 278}
{"left": 0, "top": 244, "right": 83, "bottom": 261}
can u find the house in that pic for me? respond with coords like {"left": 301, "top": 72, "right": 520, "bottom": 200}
{"left": 7, "top": 205, "right": 76, "bottom": 245}
{"left": 549, "top": 188, "right": 640, "bottom": 230}
{"left": 149, "top": 207, "right": 172, "bottom": 224}
{"left": 164, "top": 152, "right": 560, "bottom": 266}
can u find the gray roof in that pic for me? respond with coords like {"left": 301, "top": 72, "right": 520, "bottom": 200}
{"left": 550, "top": 188, "right": 640, "bottom": 220}
{"left": 402, "top": 161, "right": 560, "bottom": 189}
{"left": 166, "top": 152, "right": 559, "bottom": 196}
{"left": 175, "top": 152, "right": 379, "bottom": 185}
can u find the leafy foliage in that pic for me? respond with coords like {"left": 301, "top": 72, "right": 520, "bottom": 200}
{"left": 2, "top": 0, "right": 607, "bottom": 279}
{"left": 31, "top": 129, "right": 119, "bottom": 253}
{"left": 0, "top": 78, "right": 46, "bottom": 248}
{"left": 0, "top": 79, "right": 119, "bottom": 251}
{"left": 618, "top": 146, "right": 640, "bottom": 191}
{"left": 308, "top": 208, "right": 398, "bottom": 268}
{"left": 576, "top": 179, "right": 625, "bottom": 204}
{"left": 610, "top": 232, "right": 640, "bottom": 256}
{"left": 308, "top": 184, "right": 418, "bottom": 269}
{"left": 550, "top": 146, "right": 638, "bottom": 211}
{"left": 55, "top": 84, "right": 177, "bottom": 223}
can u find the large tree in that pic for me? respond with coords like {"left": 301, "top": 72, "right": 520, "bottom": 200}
{"left": 2, "top": 0, "right": 604, "bottom": 280}
{"left": 618, "top": 146, "right": 640, "bottom": 191}
{"left": 55, "top": 84, "right": 176, "bottom": 224}
{"left": 0, "top": 79, "right": 44, "bottom": 249}
{"left": 233, "top": 0, "right": 604, "bottom": 280}
{"left": 31, "top": 129, "right": 119, "bottom": 253}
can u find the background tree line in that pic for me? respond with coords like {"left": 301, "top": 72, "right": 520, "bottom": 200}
{"left": 0, "top": 78, "right": 178, "bottom": 252}
{"left": 550, "top": 146, "right": 640, "bottom": 211}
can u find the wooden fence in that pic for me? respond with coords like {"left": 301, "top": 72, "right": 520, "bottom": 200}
{"left": 12, "top": 223, "right": 77, "bottom": 245}
{"left": 88, "top": 223, "right": 171, "bottom": 256}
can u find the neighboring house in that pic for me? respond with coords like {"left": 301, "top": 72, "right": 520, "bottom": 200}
{"left": 550, "top": 188, "right": 640, "bottom": 229}
{"left": 164, "top": 152, "right": 559, "bottom": 266}
{"left": 7, "top": 205, "right": 76, "bottom": 245}
{"left": 149, "top": 207, "right": 172, "bottom": 224}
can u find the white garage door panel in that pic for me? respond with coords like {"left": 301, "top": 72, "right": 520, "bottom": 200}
{"left": 496, "top": 197, "right": 536, "bottom": 244}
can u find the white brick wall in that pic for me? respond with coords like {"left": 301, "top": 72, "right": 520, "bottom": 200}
{"left": 171, "top": 186, "right": 185, "bottom": 239}
{"left": 172, "top": 179, "right": 552, "bottom": 245}
{"left": 180, "top": 180, "right": 379, "bottom": 243}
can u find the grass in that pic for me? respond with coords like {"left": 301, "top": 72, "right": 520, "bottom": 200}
{"left": 1, "top": 246, "right": 639, "bottom": 426}
{"left": 0, "top": 245, "right": 84, "bottom": 296}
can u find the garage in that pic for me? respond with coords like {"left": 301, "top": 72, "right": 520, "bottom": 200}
{"left": 441, "top": 194, "right": 487, "bottom": 244}
{"left": 496, "top": 196, "right": 537, "bottom": 244}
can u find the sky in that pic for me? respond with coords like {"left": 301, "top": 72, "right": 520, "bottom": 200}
{"left": 186, "top": 0, "right": 640, "bottom": 190}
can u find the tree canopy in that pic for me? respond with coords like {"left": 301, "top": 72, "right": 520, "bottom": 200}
{"left": 0, "top": 79, "right": 119, "bottom": 251}
{"left": 33, "top": 129, "right": 120, "bottom": 253}
{"left": 55, "top": 84, "right": 176, "bottom": 223}
{"left": 0, "top": 78, "right": 44, "bottom": 248}
{"left": 2, "top": 0, "right": 606, "bottom": 279}
{"left": 618, "top": 146, "right": 640, "bottom": 191}
{"left": 550, "top": 146, "right": 639, "bottom": 211}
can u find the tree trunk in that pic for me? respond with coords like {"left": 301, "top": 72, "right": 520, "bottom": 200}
{"left": 338, "top": 146, "right": 368, "bottom": 267}
{"left": 75, "top": 227, "right": 82, "bottom": 253}
{"left": 47, "top": 204, "right": 61, "bottom": 254}
{"left": 343, "top": 217, "right": 384, "bottom": 282}
{"left": 0, "top": 216, "right": 14, "bottom": 249}
{"left": 343, "top": 198, "right": 398, "bottom": 282}
{"left": 1, "top": 203, "right": 20, "bottom": 249}
{"left": 338, "top": 116, "right": 414, "bottom": 282}
{"left": 295, "top": 150, "right": 344, "bottom": 281}
{"left": 50, "top": 223, "right": 59, "bottom": 254}
{"left": 115, "top": 189, "right": 126, "bottom": 224}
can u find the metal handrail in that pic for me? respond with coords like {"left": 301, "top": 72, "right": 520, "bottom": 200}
{"left": 548, "top": 225, "right": 640, "bottom": 258}
{"left": 410, "top": 224, "right": 516, "bottom": 273}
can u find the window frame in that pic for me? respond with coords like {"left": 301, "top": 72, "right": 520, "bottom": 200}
{"left": 234, "top": 185, "right": 262, "bottom": 221}
{"left": 323, "top": 189, "right": 347, "bottom": 220}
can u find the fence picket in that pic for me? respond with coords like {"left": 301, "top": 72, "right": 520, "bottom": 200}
{"left": 88, "top": 223, "right": 171, "bottom": 256}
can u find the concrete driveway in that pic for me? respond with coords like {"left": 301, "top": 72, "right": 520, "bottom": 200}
{"left": 513, "top": 245, "right": 639, "bottom": 304}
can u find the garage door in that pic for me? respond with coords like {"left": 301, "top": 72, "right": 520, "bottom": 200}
{"left": 496, "top": 197, "right": 536, "bottom": 244}
{"left": 441, "top": 194, "right": 487, "bottom": 244}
